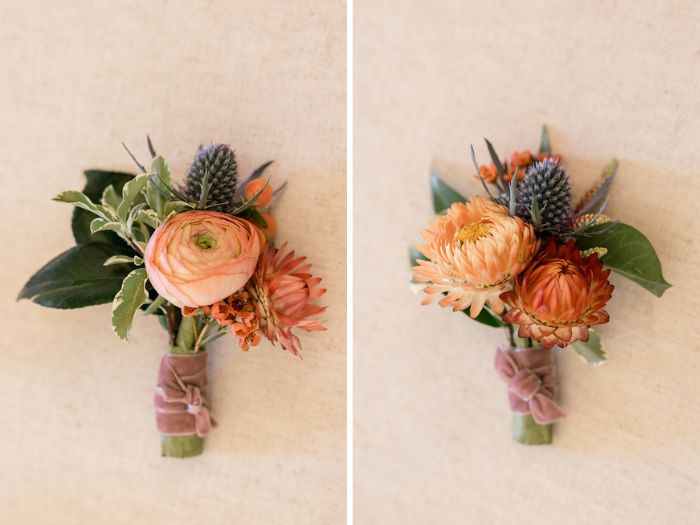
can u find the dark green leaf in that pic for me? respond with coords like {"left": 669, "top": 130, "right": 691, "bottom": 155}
{"left": 247, "top": 207, "right": 268, "bottom": 229}
{"left": 430, "top": 173, "right": 468, "bottom": 213}
{"left": 539, "top": 125, "right": 552, "bottom": 155}
{"left": 72, "top": 170, "right": 134, "bottom": 245}
{"left": 576, "top": 222, "right": 671, "bottom": 297}
{"left": 459, "top": 303, "right": 504, "bottom": 328}
{"left": 18, "top": 243, "right": 137, "bottom": 309}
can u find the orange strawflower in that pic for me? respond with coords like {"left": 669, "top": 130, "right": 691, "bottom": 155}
{"left": 413, "top": 196, "right": 540, "bottom": 318}
{"left": 501, "top": 239, "right": 614, "bottom": 350}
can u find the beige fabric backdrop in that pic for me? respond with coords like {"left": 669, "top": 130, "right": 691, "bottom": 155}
{"left": 355, "top": 1, "right": 700, "bottom": 523}
{"left": 0, "top": 1, "right": 346, "bottom": 524}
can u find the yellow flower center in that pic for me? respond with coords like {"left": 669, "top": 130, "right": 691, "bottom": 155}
{"left": 196, "top": 233, "right": 216, "bottom": 250}
{"left": 454, "top": 223, "right": 491, "bottom": 244}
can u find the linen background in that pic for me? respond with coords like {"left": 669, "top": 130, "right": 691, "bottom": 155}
{"left": 354, "top": 1, "right": 700, "bottom": 523}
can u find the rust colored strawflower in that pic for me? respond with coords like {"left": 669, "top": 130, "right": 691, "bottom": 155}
{"left": 501, "top": 238, "right": 614, "bottom": 349}
{"left": 413, "top": 196, "right": 540, "bottom": 318}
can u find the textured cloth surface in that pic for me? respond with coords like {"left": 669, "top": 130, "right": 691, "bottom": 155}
{"left": 0, "top": 1, "right": 346, "bottom": 523}
{"left": 354, "top": 1, "right": 700, "bottom": 523}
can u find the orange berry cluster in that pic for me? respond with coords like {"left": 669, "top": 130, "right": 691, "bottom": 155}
{"left": 478, "top": 151, "right": 563, "bottom": 184}
{"left": 244, "top": 178, "right": 277, "bottom": 241}
{"left": 181, "top": 290, "right": 264, "bottom": 351}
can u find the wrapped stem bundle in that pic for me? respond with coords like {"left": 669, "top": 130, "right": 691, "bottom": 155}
{"left": 19, "top": 140, "right": 326, "bottom": 457}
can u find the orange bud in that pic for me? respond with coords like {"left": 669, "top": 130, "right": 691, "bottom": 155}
{"left": 245, "top": 179, "right": 273, "bottom": 207}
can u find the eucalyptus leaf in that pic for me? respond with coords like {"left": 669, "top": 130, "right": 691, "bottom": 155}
{"left": 145, "top": 155, "right": 173, "bottom": 216}
{"left": 18, "top": 243, "right": 137, "bottom": 309}
{"left": 117, "top": 172, "right": 155, "bottom": 222}
{"left": 572, "top": 328, "right": 606, "bottom": 365}
{"left": 102, "top": 185, "right": 121, "bottom": 211}
{"left": 576, "top": 222, "right": 671, "bottom": 297}
{"left": 135, "top": 209, "right": 161, "bottom": 229}
{"left": 111, "top": 268, "right": 149, "bottom": 343}
{"left": 430, "top": 173, "right": 468, "bottom": 214}
{"left": 72, "top": 170, "right": 134, "bottom": 245}
{"left": 90, "top": 218, "right": 127, "bottom": 237}
{"left": 53, "top": 191, "right": 111, "bottom": 221}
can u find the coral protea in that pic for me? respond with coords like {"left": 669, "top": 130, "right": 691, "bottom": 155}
{"left": 246, "top": 243, "right": 327, "bottom": 358}
{"left": 516, "top": 159, "right": 572, "bottom": 235}
{"left": 501, "top": 239, "right": 614, "bottom": 350}
{"left": 413, "top": 196, "right": 540, "bottom": 318}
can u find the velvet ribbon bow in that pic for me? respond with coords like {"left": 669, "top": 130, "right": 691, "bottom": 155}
{"left": 494, "top": 343, "right": 565, "bottom": 424}
{"left": 154, "top": 351, "right": 218, "bottom": 437}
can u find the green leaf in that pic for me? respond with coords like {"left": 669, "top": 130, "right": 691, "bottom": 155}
{"left": 53, "top": 191, "right": 111, "bottom": 221}
{"left": 72, "top": 170, "right": 134, "bottom": 245}
{"left": 18, "top": 243, "right": 137, "bottom": 309}
{"left": 117, "top": 172, "right": 155, "bottom": 222}
{"left": 145, "top": 155, "right": 173, "bottom": 217}
{"left": 512, "top": 413, "right": 553, "bottom": 445}
{"left": 430, "top": 173, "right": 468, "bottom": 214}
{"left": 576, "top": 222, "right": 671, "bottom": 297}
{"left": 539, "top": 125, "right": 552, "bottom": 155}
{"left": 111, "top": 268, "right": 149, "bottom": 343}
{"left": 572, "top": 328, "right": 606, "bottom": 365}
{"left": 143, "top": 295, "right": 165, "bottom": 316}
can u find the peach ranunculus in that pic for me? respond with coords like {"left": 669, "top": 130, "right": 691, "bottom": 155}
{"left": 413, "top": 196, "right": 540, "bottom": 318}
{"left": 501, "top": 239, "right": 614, "bottom": 349}
{"left": 144, "top": 211, "right": 264, "bottom": 308}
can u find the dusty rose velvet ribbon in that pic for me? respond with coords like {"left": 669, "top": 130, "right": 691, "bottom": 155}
{"left": 154, "top": 351, "right": 218, "bottom": 437}
{"left": 495, "top": 343, "right": 565, "bottom": 424}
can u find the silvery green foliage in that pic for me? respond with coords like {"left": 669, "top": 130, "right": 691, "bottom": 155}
{"left": 182, "top": 143, "right": 238, "bottom": 214}
{"left": 516, "top": 159, "right": 572, "bottom": 235}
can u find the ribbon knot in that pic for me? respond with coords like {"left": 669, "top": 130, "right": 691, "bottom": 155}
{"left": 494, "top": 343, "right": 565, "bottom": 424}
{"left": 154, "top": 351, "right": 218, "bottom": 437}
